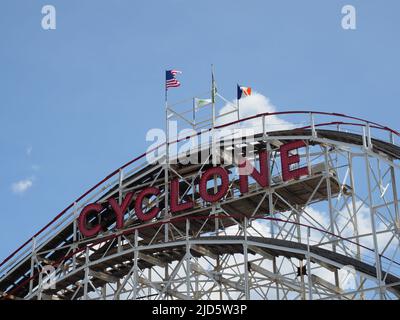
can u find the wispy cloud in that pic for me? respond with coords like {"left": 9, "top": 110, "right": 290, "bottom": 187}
{"left": 26, "top": 146, "right": 33, "bottom": 157}
{"left": 11, "top": 177, "right": 34, "bottom": 194}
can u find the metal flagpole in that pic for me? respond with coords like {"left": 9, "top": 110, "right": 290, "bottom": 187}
{"left": 193, "top": 98, "right": 196, "bottom": 128}
{"left": 211, "top": 65, "right": 217, "bottom": 164}
{"left": 211, "top": 65, "right": 216, "bottom": 129}
{"left": 211, "top": 65, "right": 217, "bottom": 165}
{"left": 237, "top": 84, "right": 240, "bottom": 121}
{"left": 211, "top": 65, "right": 219, "bottom": 234}
{"left": 164, "top": 74, "right": 169, "bottom": 242}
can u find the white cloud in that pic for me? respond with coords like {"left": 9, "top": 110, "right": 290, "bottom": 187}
{"left": 216, "top": 92, "right": 294, "bottom": 133}
{"left": 146, "top": 93, "right": 295, "bottom": 164}
{"left": 11, "top": 178, "right": 34, "bottom": 194}
{"left": 26, "top": 146, "right": 33, "bottom": 157}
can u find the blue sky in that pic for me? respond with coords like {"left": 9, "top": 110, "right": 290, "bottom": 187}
{"left": 1, "top": 0, "right": 400, "bottom": 261}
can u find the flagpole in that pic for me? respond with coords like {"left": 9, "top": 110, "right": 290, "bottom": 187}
{"left": 211, "top": 66, "right": 217, "bottom": 164}
{"left": 211, "top": 65, "right": 216, "bottom": 129}
{"left": 164, "top": 73, "right": 169, "bottom": 242}
{"left": 237, "top": 84, "right": 240, "bottom": 121}
{"left": 211, "top": 64, "right": 219, "bottom": 235}
{"left": 193, "top": 98, "right": 196, "bottom": 128}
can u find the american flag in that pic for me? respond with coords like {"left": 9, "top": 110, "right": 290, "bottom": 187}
{"left": 166, "top": 70, "right": 181, "bottom": 89}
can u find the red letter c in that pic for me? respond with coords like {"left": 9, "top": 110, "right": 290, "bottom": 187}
{"left": 135, "top": 187, "right": 160, "bottom": 222}
{"left": 78, "top": 203, "right": 103, "bottom": 238}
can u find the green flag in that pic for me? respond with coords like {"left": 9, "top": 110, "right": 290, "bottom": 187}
{"left": 194, "top": 98, "right": 212, "bottom": 111}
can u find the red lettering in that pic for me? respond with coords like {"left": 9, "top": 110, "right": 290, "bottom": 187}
{"left": 280, "top": 141, "right": 309, "bottom": 181}
{"left": 108, "top": 192, "right": 134, "bottom": 229}
{"left": 199, "top": 167, "right": 229, "bottom": 203}
{"left": 78, "top": 203, "right": 103, "bottom": 238}
{"left": 170, "top": 178, "right": 193, "bottom": 213}
{"left": 239, "top": 150, "right": 269, "bottom": 194}
{"left": 135, "top": 187, "right": 160, "bottom": 221}
{"left": 77, "top": 144, "right": 312, "bottom": 237}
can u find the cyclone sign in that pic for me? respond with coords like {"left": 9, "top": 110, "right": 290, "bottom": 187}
{"left": 78, "top": 140, "right": 309, "bottom": 237}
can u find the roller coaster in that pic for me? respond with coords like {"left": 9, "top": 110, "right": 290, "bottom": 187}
{"left": 1, "top": 104, "right": 400, "bottom": 300}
